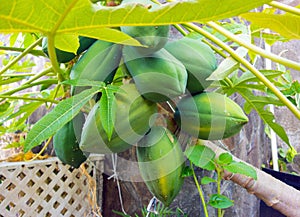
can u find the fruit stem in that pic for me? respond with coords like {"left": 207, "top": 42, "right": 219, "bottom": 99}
{"left": 190, "top": 161, "right": 209, "bottom": 217}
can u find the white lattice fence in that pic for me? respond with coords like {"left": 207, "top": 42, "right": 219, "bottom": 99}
{"left": 0, "top": 155, "right": 104, "bottom": 217}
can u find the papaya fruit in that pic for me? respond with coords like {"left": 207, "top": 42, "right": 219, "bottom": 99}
{"left": 174, "top": 92, "right": 248, "bottom": 140}
{"left": 165, "top": 37, "right": 217, "bottom": 94}
{"left": 42, "top": 36, "right": 96, "bottom": 63}
{"left": 123, "top": 46, "right": 188, "bottom": 102}
{"left": 79, "top": 84, "right": 157, "bottom": 154}
{"left": 137, "top": 126, "right": 185, "bottom": 206}
{"left": 70, "top": 40, "right": 122, "bottom": 95}
{"left": 53, "top": 112, "right": 88, "bottom": 168}
{"left": 120, "top": 0, "right": 170, "bottom": 55}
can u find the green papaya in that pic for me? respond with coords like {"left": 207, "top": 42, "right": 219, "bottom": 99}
{"left": 53, "top": 112, "right": 88, "bottom": 168}
{"left": 165, "top": 37, "right": 217, "bottom": 94}
{"left": 70, "top": 40, "right": 122, "bottom": 95}
{"left": 120, "top": 0, "right": 170, "bottom": 55}
{"left": 42, "top": 36, "right": 96, "bottom": 63}
{"left": 174, "top": 92, "right": 248, "bottom": 140}
{"left": 137, "top": 126, "right": 185, "bottom": 206}
{"left": 79, "top": 84, "right": 157, "bottom": 154}
{"left": 123, "top": 46, "right": 187, "bottom": 102}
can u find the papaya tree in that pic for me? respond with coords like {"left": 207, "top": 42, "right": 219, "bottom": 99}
{"left": 0, "top": 0, "right": 300, "bottom": 216}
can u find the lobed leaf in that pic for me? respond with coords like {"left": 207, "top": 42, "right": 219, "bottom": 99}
{"left": 0, "top": 0, "right": 272, "bottom": 40}
{"left": 241, "top": 12, "right": 300, "bottom": 39}
{"left": 238, "top": 88, "right": 290, "bottom": 147}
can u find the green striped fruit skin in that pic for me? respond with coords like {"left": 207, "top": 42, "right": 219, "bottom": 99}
{"left": 70, "top": 40, "right": 122, "bottom": 95}
{"left": 123, "top": 46, "right": 187, "bottom": 102}
{"left": 120, "top": 0, "right": 170, "bottom": 55}
{"left": 137, "top": 126, "right": 185, "bottom": 207}
{"left": 174, "top": 92, "right": 248, "bottom": 140}
{"left": 53, "top": 112, "right": 88, "bottom": 168}
{"left": 165, "top": 37, "right": 217, "bottom": 95}
{"left": 79, "top": 84, "right": 157, "bottom": 154}
{"left": 42, "top": 36, "right": 96, "bottom": 63}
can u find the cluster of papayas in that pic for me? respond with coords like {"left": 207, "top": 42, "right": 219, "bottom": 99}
{"left": 49, "top": 0, "right": 249, "bottom": 207}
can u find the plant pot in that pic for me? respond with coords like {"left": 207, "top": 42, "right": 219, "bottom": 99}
{"left": 0, "top": 154, "right": 104, "bottom": 217}
{"left": 260, "top": 168, "right": 300, "bottom": 217}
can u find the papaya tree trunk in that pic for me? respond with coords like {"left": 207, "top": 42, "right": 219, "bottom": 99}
{"left": 205, "top": 141, "right": 300, "bottom": 217}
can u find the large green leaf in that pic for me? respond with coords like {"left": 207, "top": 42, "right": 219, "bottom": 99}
{"left": 24, "top": 87, "right": 99, "bottom": 152}
{"left": 0, "top": 0, "right": 272, "bottom": 37}
{"left": 241, "top": 12, "right": 300, "bottom": 39}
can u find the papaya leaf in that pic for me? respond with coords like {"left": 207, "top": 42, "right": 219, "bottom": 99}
{"left": 237, "top": 88, "right": 291, "bottom": 148}
{"left": 241, "top": 12, "right": 300, "bottom": 39}
{"left": 232, "top": 70, "right": 284, "bottom": 86}
{"left": 223, "top": 161, "right": 257, "bottom": 180}
{"left": 24, "top": 87, "right": 99, "bottom": 152}
{"left": 99, "top": 86, "right": 117, "bottom": 141}
{"left": 185, "top": 145, "right": 216, "bottom": 171}
{"left": 243, "top": 95, "right": 284, "bottom": 113}
{"left": 208, "top": 194, "right": 234, "bottom": 209}
{"left": 4, "top": 101, "right": 43, "bottom": 123}
{"left": 0, "top": 0, "right": 272, "bottom": 44}
{"left": 55, "top": 34, "right": 79, "bottom": 54}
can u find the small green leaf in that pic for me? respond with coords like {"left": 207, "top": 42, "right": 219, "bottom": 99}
{"left": 208, "top": 194, "right": 234, "bottom": 209}
{"left": 100, "top": 86, "right": 116, "bottom": 141}
{"left": 24, "top": 87, "right": 99, "bottom": 152}
{"left": 286, "top": 147, "right": 297, "bottom": 163}
{"left": 181, "top": 166, "right": 193, "bottom": 178}
{"left": 224, "top": 161, "right": 257, "bottom": 180}
{"left": 201, "top": 176, "right": 217, "bottom": 185}
{"left": 185, "top": 145, "right": 216, "bottom": 171}
{"left": 218, "top": 153, "right": 233, "bottom": 165}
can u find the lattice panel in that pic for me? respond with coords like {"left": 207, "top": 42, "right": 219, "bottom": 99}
{"left": 0, "top": 155, "right": 103, "bottom": 217}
